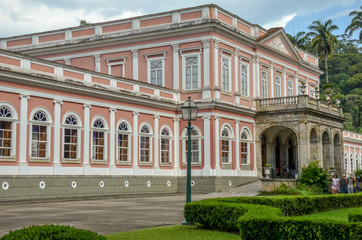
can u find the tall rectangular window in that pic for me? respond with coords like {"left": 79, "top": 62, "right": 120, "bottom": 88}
{"left": 64, "top": 128, "right": 78, "bottom": 160}
{"left": 92, "top": 131, "right": 105, "bottom": 160}
{"left": 288, "top": 79, "right": 293, "bottom": 96}
{"left": 185, "top": 56, "right": 198, "bottom": 90}
{"left": 0, "top": 121, "right": 12, "bottom": 157}
{"left": 261, "top": 71, "right": 268, "bottom": 98}
{"left": 241, "top": 142, "right": 248, "bottom": 164}
{"left": 275, "top": 76, "right": 281, "bottom": 98}
{"left": 241, "top": 65, "right": 248, "bottom": 97}
{"left": 150, "top": 60, "right": 163, "bottom": 86}
{"left": 222, "top": 57, "right": 230, "bottom": 92}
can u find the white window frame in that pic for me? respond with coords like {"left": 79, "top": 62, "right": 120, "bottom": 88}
{"left": 107, "top": 57, "right": 126, "bottom": 77}
{"left": 147, "top": 57, "right": 165, "bottom": 87}
{"left": 62, "top": 112, "right": 82, "bottom": 163}
{"left": 0, "top": 103, "right": 17, "bottom": 161}
{"left": 261, "top": 70, "right": 268, "bottom": 98}
{"left": 139, "top": 123, "right": 153, "bottom": 165}
{"left": 160, "top": 126, "right": 173, "bottom": 166}
{"left": 220, "top": 125, "right": 233, "bottom": 164}
{"left": 240, "top": 63, "right": 249, "bottom": 97}
{"left": 356, "top": 153, "right": 359, "bottom": 171}
{"left": 221, "top": 56, "right": 231, "bottom": 92}
{"left": 116, "top": 119, "right": 132, "bottom": 164}
{"left": 350, "top": 152, "right": 354, "bottom": 172}
{"left": 240, "top": 127, "right": 252, "bottom": 165}
{"left": 310, "top": 86, "right": 316, "bottom": 98}
{"left": 275, "top": 75, "right": 281, "bottom": 98}
{"left": 91, "top": 116, "right": 108, "bottom": 163}
{"left": 182, "top": 53, "right": 201, "bottom": 91}
{"left": 344, "top": 152, "right": 348, "bottom": 171}
{"left": 182, "top": 126, "right": 202, "bottom": 165}
{"left": 288, "top": 79, "right": 294, "bottom": 96}
{"left": 29, "top": 107, "right": 52, "bottom": 162}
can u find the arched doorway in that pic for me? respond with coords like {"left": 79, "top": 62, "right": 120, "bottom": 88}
{"left": 310, "top": 129, "right": 318, "bottom": 160}
{"left": 333, "top": 133, "right": 342, "bottom": 175}
{"left": 322, "top": 131, "right": 330, "bottom": 169}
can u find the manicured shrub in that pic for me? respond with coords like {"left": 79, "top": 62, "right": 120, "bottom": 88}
{"left": 0, "top": 224, "right": 106, "bottom": 240}
{"left": 299, "top": 160, "right": 329, "bottom": 192}
{"left": 259, "top": 183, "right": 301, "bottom": 196}
{"left": 349, "top": 213, "right": 362, "bottom": 223}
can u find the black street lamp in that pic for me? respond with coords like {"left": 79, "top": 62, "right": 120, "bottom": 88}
{"left": 181, "top": 97, "right": 198, "bottom": 204}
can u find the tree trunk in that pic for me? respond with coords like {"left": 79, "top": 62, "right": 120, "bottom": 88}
{"left": 325, "top": 54, "right": 328, "bottom": 83}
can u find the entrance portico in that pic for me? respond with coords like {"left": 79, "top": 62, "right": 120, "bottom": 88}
{"left": 255, "top": 95, "right": 344, "bottom": 178}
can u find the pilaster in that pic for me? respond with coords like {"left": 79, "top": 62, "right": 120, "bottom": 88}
{"left": 202, "top": 116, "right": 211, "bottom": 175}
{"left": 132, "top": 49, "right": 138, "bottom": 80}
{"left": 172, "top": 44, "right": 179, "bottom": 90}
{"left": 154, "top": 115, "right": 160, "bottom": 168}
{"left": 173, "top": 118, "right": 180, "bottom": 176}
{"left": 133, "top": 112, "right": 139, "bottom": 169}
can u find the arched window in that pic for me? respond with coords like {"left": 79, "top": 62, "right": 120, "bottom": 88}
{"left": 92, "top": 118, "right": 107, "bottom": 162}
{"left": 221, "top": 127, "right": 232, "bottom": 164}
{"left": 31, "top": 110, "right": 50, "bottom": 159}
{"left": 350, "top": 152, "right": 354, "bottom": 172}
{"left": 240, "top": 129, "right": 251, "bottom": 165}
{"left": 183, "top": 128, "right": 201, "bottom": 164}
{"left": 0, "top": 105, "right": 15, "bottom": 158}
{"left": 63, "top": 114, "right": 80, "bottom": 161}
{"left": 160, "top": 127, "right": 172, "bottom": 165}
{"left": 139, "top": 124, "right": 152, "bottom": 164}
{"left": 287, "top": 79, "right": 293, "bottom": 96}
{"left": 117, "top": 121, "right": 131, "bottom": 163}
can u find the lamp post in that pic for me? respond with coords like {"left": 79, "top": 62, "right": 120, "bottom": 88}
{"left": 181, "top": 97, "right": 198, "bottom": 204}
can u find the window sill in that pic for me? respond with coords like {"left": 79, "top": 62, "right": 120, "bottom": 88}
{"left": 0, "top": 157, "right": 15, "bottom": 162}
{"left": 30, "top": 158, "right": 50, "bottom": 163}
{"left": 139, "top": 162, "right": 153, "bottom": 166}
{"left": 222, "top": 163, "right": 232, "bottom": 169}
{"left": 117, "top": 161, "right": 131, "bottom": 166}
{"left": 240, "top": 95, "right": 250, "bottom": 100}
{"left": 62, "top": 159, "right": 81, "bottom": 164}
{"left": 182, "top": 162, "right": 201, "bottom": 167}
{"left": 160, "top": 162, "right": 172, "bottom": 167}
{"left": 221, "top": 91, "right": 232, "bottom": 96}
{"left": 182, "top": 89, "right": 201, "bottom": 94}
{"left": 91, "top": 159, "right": 108, "bottom": 164}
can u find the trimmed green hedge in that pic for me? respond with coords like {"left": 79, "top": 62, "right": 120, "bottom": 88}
{"left": 0, "top": 224, "right": 106, "bottom": 240}
{"left": 349, "top": 213, "right": 362, "bottom": 223}
{"left": 184, "top": 193, "right": 362, "bottom": 240}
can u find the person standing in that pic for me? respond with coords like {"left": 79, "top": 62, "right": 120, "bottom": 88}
{"left": 347, "top": 174, "right": 355, "bottom": 194}
{"left": 340, "top": 174, "right": 347, "bottom": 194}
{"left": 331, "top": 174, "right": 340, "bottom": 194}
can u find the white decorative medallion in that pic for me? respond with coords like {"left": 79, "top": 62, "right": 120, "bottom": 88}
{"left": 268, "top": 36, "right": 288, "bottom": 54}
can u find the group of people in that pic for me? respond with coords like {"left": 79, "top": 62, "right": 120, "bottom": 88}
{"left": 331, "top": 173, "right": 357, "bottom": 194}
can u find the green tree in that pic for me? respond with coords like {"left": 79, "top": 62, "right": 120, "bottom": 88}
{"left": 345, "top": 6, "right": 362, "bottom": 41}
{"left": 307, "top": 20, "right": 339, "bottom": 83}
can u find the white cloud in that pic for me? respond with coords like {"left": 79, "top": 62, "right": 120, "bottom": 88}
{"left": 327, "top": 8, "right": 356, "bottom": 19}
{"left": 263, "top": 13, "right": 297, "bottom": 29}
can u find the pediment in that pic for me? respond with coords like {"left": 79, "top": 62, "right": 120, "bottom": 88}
{"left": 258, "top": 28, "right": 302, "bottom": 61}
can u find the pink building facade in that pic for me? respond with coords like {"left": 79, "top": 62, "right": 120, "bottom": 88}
{"left": 0, "top": 5, "right": 349, "bottom": 200}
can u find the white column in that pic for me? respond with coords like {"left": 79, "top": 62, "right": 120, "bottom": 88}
{"left": 154, "top": 115, "right": 160, "bottom": 168}
{"left": 305, "top": 77, "right": 309, "bottom": 95}
{"left": 270, "top": 62, "right": 274, "bottom": 98}
{"left": 172, "top": 44, "right": 179, "bottom": 90}
{"left": 133, "top": 112, "right": 139, "bottom": 169}
{"left": 94, "top": 54, "right": 100, "bottom": 72}
{"left": 235, "top": 120, "right": 241, "bottom": 171}
{"left": 203, "top": 116, "right": 211, "bottom": 175}
{"left": 19, "top": 94, "right": 30, "bottom": 164}
{"left": 53, "top": 100, "right": 63, "bottom": 165}
{"left": 64, "top": 58, "right": 70, "bottom": 65}
{"left": 295, "top": 72, "right": 299, "bottom": 96}
{"left": 109, "top": 108, "right": 116, "bottom": 168}
{"left": 83, "top": 104, "right": 91, "bottom": 166}
{"left": 253, "top": 55, "right": 260, "bottom": 98}
{"left": 215, "top": 116, "right": 221, "bottom": 171}
{"left": 214, "top": 40, "right": 219, "bottom": 88}
{"left": 202, "top": 40, "right": 211, "bottom": 100}
{"left": 173, "top": 118, "right": 180, "bottom": 176}
{"left": 283, "top": 67, "right": 287, "bottom": 97}
{"left": 132, "top": 49, "right": 138, "bottom": 80}
{"left": 234, "top": 49, "right": 239, "bottom": 93}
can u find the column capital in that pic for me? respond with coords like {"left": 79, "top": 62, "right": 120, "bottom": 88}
{"left": 53, "top": 99, "right": 63, "bottom": 105}
{"left": 253, "top": 54, "right": 260, "bottom": 63}
{"left": 234, "top": 48, "right": 239, "bottom": 56}
{"left": 214, "top": 116, "right": 220, "bottom": 120}
{"left": 214, "top": 40, "right": 219, "bottom": 49}
{"left": 109, "top": 108, "right": 117, "bottom": 113}
{"left": 154, "top": 114, "right": 160, "bottom": 119}
{"left": 172, "top": 44, "right": 179, "bottom": 53}
{"left": 64, "top": 58, "right": 71, "bottom": 65}
{"left": 133, "top": 111, "right": 139, "bottom": 116}
{"left": 235, "top": 120, "right": 240, "bottom": 124}
{"left": 83, "top": 104, "right": 91, "bottom": 109}
{"left": 131, "top": 49, "right": 138, "bottom": 58}
{"left": 173, "top": 117, "right": 181, "bottom": 122}
{"left": 202, "top": 116, "right": 211, "bottom": 120}
{"left": 202, "top": 39, "right": 210, "bottom": 48}
{"left": 19, "top": 94, "right": 30, "bottom": 100}
{"left": 93, "top": 54, "right": 100, "bottom": 59}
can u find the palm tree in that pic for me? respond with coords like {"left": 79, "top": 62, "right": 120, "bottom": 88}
{"left": 288, "top": 31, "right": 308, "bottom": 50}
{"left": 307, "top": 20, "right": 339, "bottom": 83}
{"left": 345, "top": 6, "right": 362, "bottom": 41}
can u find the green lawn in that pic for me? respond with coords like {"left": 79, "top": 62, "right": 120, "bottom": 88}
{"left": 106, "top": 225, "right": 239, "bottom": 240}
{"left": 293, "top": 207, "right": 362, "bottom": 222}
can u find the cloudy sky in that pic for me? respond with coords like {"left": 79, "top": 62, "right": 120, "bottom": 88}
{"left": 0, "top": 0, "right": 360, "bottom": 39}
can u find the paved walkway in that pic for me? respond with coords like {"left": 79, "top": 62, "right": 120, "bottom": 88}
{"left": 0, "top": 182, "right": 260, "bottom": 236}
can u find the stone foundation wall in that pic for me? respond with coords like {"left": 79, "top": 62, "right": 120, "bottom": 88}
{"left": 261, "top": 179, "right": 297, "bottom": 192}
{"left": 0, "top": 176, "right": 258, "bottom": 202}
